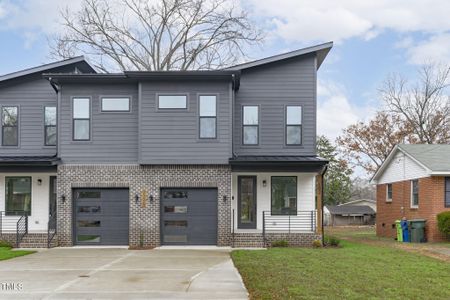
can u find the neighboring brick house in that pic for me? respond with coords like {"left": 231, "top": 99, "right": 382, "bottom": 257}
{"left": 371, "top": 144, "right": 450, "bottom": 242}
{"left": 0, "top": 42, "right": 333, "bottom": 248}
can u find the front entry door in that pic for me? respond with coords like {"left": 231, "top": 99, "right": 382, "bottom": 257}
{"left": 238, "top": 176, "right": 257, "bottom": 229}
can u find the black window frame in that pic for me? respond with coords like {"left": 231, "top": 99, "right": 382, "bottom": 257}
{"left": 72, "top": 97, "right": 91, "bottom": 141}
{"left": 242, "top": 105, "right": 259, "bottom": 145}
{"left": 157, "top": 94, "right": 188, "bottom": 110}
{"left": 198, "top": 95, "right": 217, "bottom": 139}
{"left": 271, "top": 176, "right": 298, "bottom": 215}
{"left": 445, "top": 177, "right": 450, "bottom": 208}
{"left": 1, "top": 106, "right": 19, "bottom": 146}
{"left": 285, "top": 105, "right": 302, "bottom": 145}
{"left": 386, "top": 184, "right": 393, "bottom": 202}
{"left": 44, "top": 106, "right": 57, "bottom": 146}
{"left": 5, "top": 176, "right": 32, "bottom": 216}
{"left": 100, "top": 97, "right": 131, "bottom": 112}
{"left": 411, "top": 179, "right": 419, "bottom": 208}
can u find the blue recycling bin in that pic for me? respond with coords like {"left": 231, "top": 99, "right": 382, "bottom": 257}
{"left": 401, "top": 219, "right": 410, "bottom": 242}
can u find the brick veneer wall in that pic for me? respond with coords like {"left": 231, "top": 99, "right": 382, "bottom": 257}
{"left": 233, "top": 232, "right": 322, "bottom": 248}
{"left": 376, "top": 176, "right": 450, "bottom": 242}
{"left": 0, "top": 233, "right": 56, "bottom": 248}
{"left": 57, "top": 164, "right": 232, "bottom": 247}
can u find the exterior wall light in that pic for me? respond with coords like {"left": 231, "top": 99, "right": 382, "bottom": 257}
{"left": 61, "top": 195, "right": 66, "bottom": 203}
{"left": 262, "top": 180, "right": 267, "bottom": 187}
{"left": 135, "top": 194, "right": 140, "bottom": 203}
{"left": 223, "top": 195, "right": 227, "bottom": 202}
{"left": 37, "top": 179, "right": 42, "bottom": 185}
{"left": 149, "top": 195, "right": 154, "bottom": 202}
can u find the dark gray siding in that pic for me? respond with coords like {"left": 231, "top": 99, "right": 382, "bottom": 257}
{"left": 233, "top": 54, "right": 317, "bottom": 156}
{"left": 0, "top": 78, "right": 57, "bottom": 156}
{"left": 59, "top": 83, "right": 139, "bottom": 163}
{"left": 139, "top": 80, "right": 232, "bottom": 164}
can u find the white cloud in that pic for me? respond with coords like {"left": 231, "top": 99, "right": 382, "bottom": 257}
{"left": 404, "top": 34, "right": 450, "bottom": 64}
{"left": 317, "top": 80, "right": 374, "bottom": 140}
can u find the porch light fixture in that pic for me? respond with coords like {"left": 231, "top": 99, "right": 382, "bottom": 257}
{"left": 149, "top": 195, "right": 154, "bottom": 202}
{"left": 262, "top": 180, "right": 267, "bottom": 187}
{"left": 61, "top": 195, "right": 66, "bottom": 203}
{"left": 135, "top": 193, "right": 140, "bottom": 203}
{"left": 223, "top": 195, "right": 227, "bottom": 202}
{"left": 37, "top": 179, "right": 42, "bottom": 185}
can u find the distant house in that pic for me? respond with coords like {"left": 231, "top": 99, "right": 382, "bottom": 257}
{"left": 324, "top": 205, "right": 376, "bottom": 226}
{"left": 371, "top": 144, "right": 450, "bottom": 242}
{"left": 340, "top": 199, "right": 376, "bottom": 212}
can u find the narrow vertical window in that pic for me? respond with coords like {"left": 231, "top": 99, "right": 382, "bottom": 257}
{"left": 1, "top": 106, "right": 18, "bottom": 146}
{"left": 386, "top": 184, "right": 393, "bottom": 202}
{"left": 73, "top": 98, "right": 90, "bottom": 141}
{"left": 445, "top": 177, "right": 450, "bottom": 207}
{"left": 286, "top": 106, "right": 302, "bottom": 145}
{"left": 44, "top": 106, "right": 57, "bottom": 146}
{"left": 411, "top": 180, "right": 419, "bottom": 208}
{"left": 199, "top": 95, "right": 216, "bottom": 139}
{"left": 243, "top": 106, "right": 258, "bottom": 145}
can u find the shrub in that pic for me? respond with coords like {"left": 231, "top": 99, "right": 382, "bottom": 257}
{"left": 437, "top": 211, "right": 450, "bottom": 238}
{"left": 271, "top": 240, "right": 289, "bottom": 247}
{"left": 324, "top": 236, "right": 341, "bottom": 247}
{"left": 0, "top": 240, "right": 12, "bottom": 249}
{"left": 312, "top": 240, "right": 322, "bottom": 248}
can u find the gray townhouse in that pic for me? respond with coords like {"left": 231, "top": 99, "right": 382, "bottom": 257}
{"left": 0, "top": 42, "right": 332, "bottom": 248}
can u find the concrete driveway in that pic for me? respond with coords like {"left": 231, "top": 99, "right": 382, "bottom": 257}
{"left": 0, "top": 247, "right": 248, "bottom": 299}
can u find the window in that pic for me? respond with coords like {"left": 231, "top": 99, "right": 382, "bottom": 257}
{"left": 5, "top": 177, "right": 31, "bottom": 216}
{"left": 44, "top": 106, "right": 57, "bottom": 146}
{"left": 73, "top": 98, "right": 90, "bottom": 141}
{"left": 445, "top": 178, "right": 450, "bottom": 207}
{"left": 2, "top": 106, "right": 18, "bottom": 146}
{"left": 101, "top": 97, "right": 130, "bottom": 112}
{"left": 386, "top": 184, "right": 393, "bottom": 202}
{"left": 411, "top": 180, "right": 419, "bottom": 208}
{"left": 199, "top": 95, "right": 217, "bottom": 138}
{"left": 158, "top": 95, "right": 187, "bottom": 109}
{"left": 271, "top": 176, "right": 297, "bottom": 215}
{"left": 243, "top": 106, "right": 258, "bottom": 145}
{"left": 286, "top": 106, "right": 302, "bottom": 145}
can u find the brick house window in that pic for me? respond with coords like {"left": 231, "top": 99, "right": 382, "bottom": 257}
{"left": 411, "top": 180, "right": 419, "bottom": 208}
{"left": 386, "top": 184, "right": 392, "bottom": 202}
{"left": 445, "top": 177, "right": 450, "bottom": 207}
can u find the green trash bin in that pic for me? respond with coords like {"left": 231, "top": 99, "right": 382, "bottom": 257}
{"left": 409, "top": 219, "right": 426, "bottom": 243}
{"left": 395, "top": 220, "right": 403, "bottom": 242}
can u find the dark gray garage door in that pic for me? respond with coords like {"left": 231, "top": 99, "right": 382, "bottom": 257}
{"left": 161, "top": 188, "right": 217, "bottom": 245}
{"left": 73, "top": 189, "right": 129, "bottom": 245}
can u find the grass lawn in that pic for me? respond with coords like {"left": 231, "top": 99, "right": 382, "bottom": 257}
{"left": 232, "top": 241, "right": 450, "bottom": 300}
{"left": 0, "top": 247, "right": 34, "bottom": 261}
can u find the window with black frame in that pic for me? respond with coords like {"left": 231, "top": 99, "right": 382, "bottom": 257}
{"left": 5, "top": 177, "right": 31, "bottom": 216}
{"left": 2, "top": 106, "right": 18, "bottom": 146}
{"left": 73, "top": 98, "right": 90, "bottom": 141}
{"left": 199, "top": 95, "right": 217, "bottom": 139}
{"left": 243, "top": 106, "right": 258, "bottom": 145}
{"left": 271, "top": 176, "right": 297, "bottom": 215}
{"left": 286, "top": 106, "right": 302, "bottom": 145}
{"left": 44, "top": 106, "right": 57, "bottom": 146}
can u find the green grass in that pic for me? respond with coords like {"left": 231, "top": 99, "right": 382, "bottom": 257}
{"left": 0, "top": 247, "right": 34, "bottom": 261}
{"left": 232, "top": 241, "right": 450, "bottom": 300}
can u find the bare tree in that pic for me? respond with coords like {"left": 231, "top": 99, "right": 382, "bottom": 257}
{"left": 380, "top": 63, "right": 450, "bottom": 144}
{"left": 50, "top": 0, "right": 262, "bottom": 72}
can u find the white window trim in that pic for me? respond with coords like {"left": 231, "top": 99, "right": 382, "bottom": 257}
{"left": 410, "top": 180, "right": 419, "bottom": 208}
{"left": 386, "top": 184, "right": 392, "bottom": 202}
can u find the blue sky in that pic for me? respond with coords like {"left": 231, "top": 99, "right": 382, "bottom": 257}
{"left": 1, "top": 0, "right": 450, "bottom": 140}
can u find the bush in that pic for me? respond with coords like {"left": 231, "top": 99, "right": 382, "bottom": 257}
{"left": 271, "top": 240, "right": 289, "bottom": 247}
{"left": 324, "top": 236, "right": 341, "bottom": 247}
{"left": 312, "top": 240, "right": 322, "bottom": 248}
{"left": 437, "top": 211, "right": 450, "bottom": 238}
{"left": 0, "top": 240, "right": 12, "bottom": 249}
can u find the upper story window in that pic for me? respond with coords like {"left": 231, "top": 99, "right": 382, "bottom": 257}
{"left": 386, "top": 184, "right": 393, "bottom": 202}
{"left": 44, "top": 106, "right": 57, "bottom": 146}
{"left": 158, "top": 95, "right": 187, "bottom": 109}
{"left": 73, "top": 98, "right": 90, "bottom": 141}
{"left": 411, "top": 179, "right": 419, "bottom": 208}
{"left": 199, "top": 95, "right": 217, "bottom": 139}
{"left": 243, "top": 106, "right": 258, "bottom": 145}
{"left": 1, "top": 106, "right": 18, "bottom": 146}
{"left": 286, "top": 106, "right": 302, "bottom": 145}
{"left": 101, "top": 97, "right": 130, "bottom": 112}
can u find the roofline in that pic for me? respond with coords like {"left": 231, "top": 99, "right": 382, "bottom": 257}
{"left": 225, "top": 41, "right": 333, "bottom": 71}
{"left": 338, "top": 199, "right": 375, "bottom": 205}
{"left": 370, "top": 145, "right": 431, "bottom": 184}
{"left": 0, "top": 56, "right": 96, "bottom": 82}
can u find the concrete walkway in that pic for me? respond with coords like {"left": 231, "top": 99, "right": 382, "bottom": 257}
{"left": 0, "top": 248, "right": 248, "bottom": 299}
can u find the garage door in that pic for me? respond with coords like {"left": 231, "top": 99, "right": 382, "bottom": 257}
{"left": 73, "top": 188, "right": 129, "bottom": 245}
{"left": 161, "top": 188, "right": 217, "bottom": 245}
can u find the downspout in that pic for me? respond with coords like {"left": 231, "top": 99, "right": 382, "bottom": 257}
{"left": 320, "top": 165, "right": 328, "bottom": 245}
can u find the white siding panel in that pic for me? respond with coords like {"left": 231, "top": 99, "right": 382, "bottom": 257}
{"left": 378, "top": 151, "right": 428, "bottom": 184}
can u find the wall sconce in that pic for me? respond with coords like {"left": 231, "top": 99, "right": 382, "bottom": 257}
{"left": 149, "top": 195, "right": 154, "bottom": 202}
{"left": 37, "top": 179, "right": 42, "bottom": 186}
{"left": 262, "top": 180, "right": 267, "bottom": 187}
{"left": 223, "top": 195, "right": 227, "bottom": 202}
{"left": 135, "top": 194, "right": 140, "bottom": 203}
{"left": 61, "top": 195, "right": 66, "bottom": 203}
